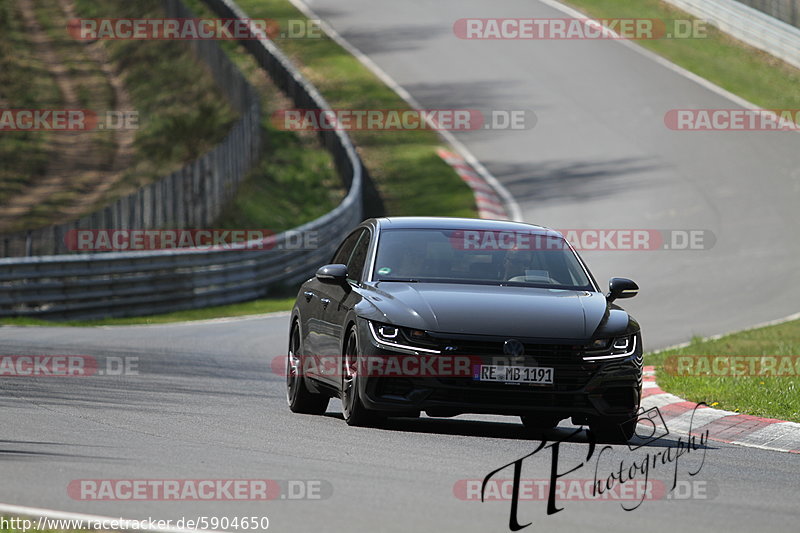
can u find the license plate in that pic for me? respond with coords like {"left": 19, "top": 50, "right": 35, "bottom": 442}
{"left": 473, "top": 365, "right": 554, "bottom": 385}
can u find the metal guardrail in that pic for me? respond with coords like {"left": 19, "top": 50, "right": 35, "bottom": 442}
{"left": 664, "top": 0, "right": 800, "bottom": 70}
{"left": 736, "top": 0, "right": 799, "bottom": 28}
{"left": 0, "top": 0, "right": 364, "bottom": 320}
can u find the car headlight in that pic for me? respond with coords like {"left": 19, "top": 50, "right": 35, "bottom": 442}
{"left": 613, "top": 336, "right": 631, "bottom": 351}
{"left": 583, "top": 334, "right": 637, "bottom": 361}
{"left": 368, "top": 321, "right": 441, "bottom": 354}
{"left": 588, "top": 338, "right": 611, "bottom": 351}
{"left": 376, "top": 325, "right": 399, "bottom": 339}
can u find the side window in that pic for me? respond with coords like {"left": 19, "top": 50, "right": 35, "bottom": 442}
{"left": 347, "top": 229, "right": 372, "bottom": 283}
{"left": 331, "top": 230, "right": 362, "bottom": 265}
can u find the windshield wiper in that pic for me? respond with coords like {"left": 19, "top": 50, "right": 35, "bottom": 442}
{"left": 377, "top": 278, "right": 421, "bottom": 283}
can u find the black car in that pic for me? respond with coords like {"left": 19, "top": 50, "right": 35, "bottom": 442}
{"left": 286, "top": 217, "right": 643, "bottom": 441}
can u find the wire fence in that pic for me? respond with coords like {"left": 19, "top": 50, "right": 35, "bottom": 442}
{"left": 1, "top": 0, "right": 261, "bottom": 257}
{"left": 0, "top": 0, "right": 365, "bottom": 319}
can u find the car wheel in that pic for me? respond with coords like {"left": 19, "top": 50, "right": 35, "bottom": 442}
{"left": 286, "top": 321, "right": 329, "bottom": 414}
{"left": 520, "top": 415, "right": 561, "bottom": 432}
{"left": 588, "top": 417, "right": 636, "bottom": 443}
{"left": 341, "top": 328, "right": 383, "bottom": 427}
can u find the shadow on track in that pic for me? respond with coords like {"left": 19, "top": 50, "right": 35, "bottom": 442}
{"left": 323, "top": 412, "right": 713, "bottom": 449}
{"left": 487, "top": 157, "right": 661, "bottom": 204}
{"left": 0, "top": 439, "right": 115, "bottom": 463}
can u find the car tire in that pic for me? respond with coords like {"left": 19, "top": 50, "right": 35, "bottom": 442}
{"left": 286, "top": 321, "right": 329, "bottom": 415}
{"left": 341, "top": 328, "right": 383, "bottom": 427}
{"left": 520, "top": 415, "right": 561, "bottom": 432}
{"left": 588, "top": 417, "right": 636, "bottom": 443}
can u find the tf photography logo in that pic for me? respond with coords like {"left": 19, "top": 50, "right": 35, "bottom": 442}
{"left": 478, "top": 405, "right": 710, "bottom": 530}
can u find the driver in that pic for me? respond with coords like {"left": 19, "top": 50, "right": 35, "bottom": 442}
{"left": 502, "top": 250, "right": 532, "bottom": 281}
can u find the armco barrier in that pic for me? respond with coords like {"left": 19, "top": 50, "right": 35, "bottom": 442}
{"left": 0, "top": 0, "right": 364, "bottom": 319}
{"left": 736, "top": 0, "right": 799, "bottom": 28}
{"left": 664, "top": 0, "right": 800, "bottom": 70}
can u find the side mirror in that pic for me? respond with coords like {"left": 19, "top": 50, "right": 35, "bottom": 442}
{"left": 607, "top": 277, "right": 639, "bottom": 302}
{"left": 316, "top": 264, "right": 348, "bottom": 285}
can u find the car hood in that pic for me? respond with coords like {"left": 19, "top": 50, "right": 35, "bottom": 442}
{"left": 362, "top": 282, "right": 610, "bottom": 340}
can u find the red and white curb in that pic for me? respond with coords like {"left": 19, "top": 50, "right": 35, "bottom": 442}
{"left": 641, "top": 365, "right": 800, "bottom": 453}
{"left": 437, "top": 148, "right": 510, "bottom": 220}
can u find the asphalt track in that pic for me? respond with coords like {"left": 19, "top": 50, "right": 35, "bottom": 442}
{"left": 1, "top": 318, "right": 799, "bottom": 532}
{"left": 300, "top": 0, "right": 800, "bottom": 350}
{"left": 1, "top": 0, "right": 799, "bottom": 531}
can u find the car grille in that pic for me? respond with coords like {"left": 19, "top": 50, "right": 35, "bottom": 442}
{"left": 433, "top": 338, "right": 594, "bottom": 391}
{"left": 438, "top": 339, "right": 583, "bottom": 357}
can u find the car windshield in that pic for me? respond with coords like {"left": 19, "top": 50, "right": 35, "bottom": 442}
{"left": 372, "top": 228, "right": 594, "bottom": 290}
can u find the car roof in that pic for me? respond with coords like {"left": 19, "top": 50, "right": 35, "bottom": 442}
{"left": 373, "top": 216, "right": 559, "bottom": 234}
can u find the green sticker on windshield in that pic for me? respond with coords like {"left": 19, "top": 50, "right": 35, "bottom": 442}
{"left": 378, "top": 267, "right": 392, "bottom": 275}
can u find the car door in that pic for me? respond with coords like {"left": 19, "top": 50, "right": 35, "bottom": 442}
{"left": 324, "top": 227, "right": 371, "bottom": 351}
{"left": 307, "top": 228, "right": 367, "bottom": 385}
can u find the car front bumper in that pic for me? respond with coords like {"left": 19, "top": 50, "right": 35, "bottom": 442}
{"left": 356, "top": 322, "right": 643, "bottom": 420}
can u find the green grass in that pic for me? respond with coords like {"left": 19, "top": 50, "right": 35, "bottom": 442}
{"left": 23, "top": 0, "right": 118, "bottom": 224}
{"left": 74, "top": 0, "right": 238, "bottom": 196}
{"left": 0, "top": 0, "right": 238, "bottom": 231}
{"left": 565, "top": 0, "right": 800, "bottom": 112}
{"left": 173, "top": 0, "right": 345, "bottom": 233}
{"left": 647, "top": 319, "right": 800, "bottom": 422}
{"left": 191, "top": 0, "right": 477, "bottom": 219}
{"left": 178, "top": 0, "right": 343, "bottom": 232}
{"left": 214, "top": 131, "right": 343, "bottom": 231}
{"left": 0, "top": 296, "right": 295, "bottom": 327}
{"left": 0, "top": 0, "right": 59, "bottom": 207}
